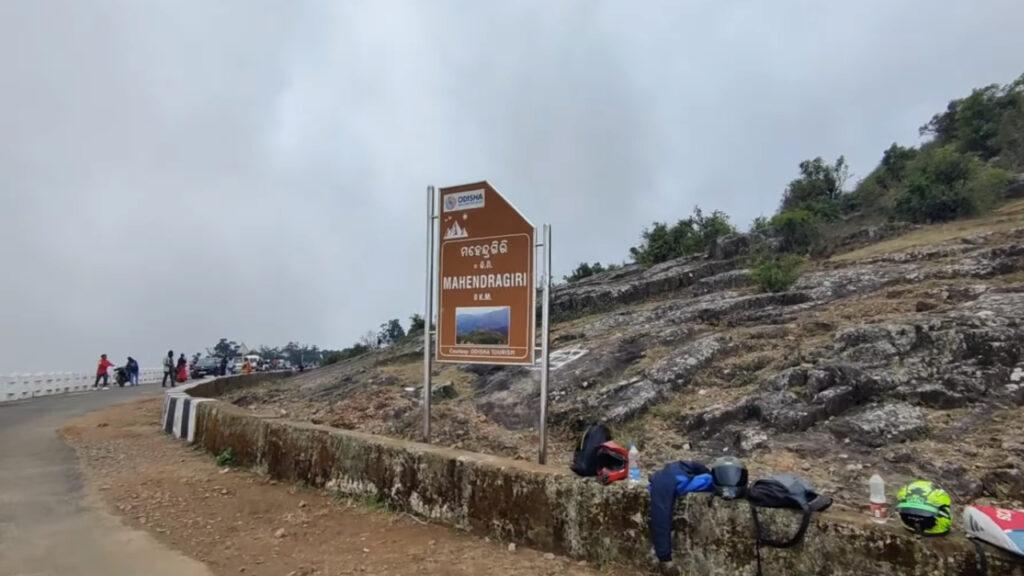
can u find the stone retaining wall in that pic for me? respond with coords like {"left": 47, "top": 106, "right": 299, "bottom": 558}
{"left": 185, "top": 390, "right": 1023, "bottom": 575}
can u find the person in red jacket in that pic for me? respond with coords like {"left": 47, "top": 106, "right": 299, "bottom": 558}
{"left": 176, "top": 353, "right": 188, "bottom": 383}
{"left": 94, "top": 354, "right": 114, "bottom": 389}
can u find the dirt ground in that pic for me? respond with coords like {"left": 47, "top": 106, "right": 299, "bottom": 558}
{"left": 60, "top": 398, "right": 610, "bottom": 576}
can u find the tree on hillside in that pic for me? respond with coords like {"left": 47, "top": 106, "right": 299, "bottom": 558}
{"left": 630, "top": 222, "right": 674, "bottom": 266}
{"left": 920, "top": 74, "right": 1024, "bottom": 161}
{"left": 565, "top": 261, "right": 607, "bottom": 282}
{"left": 894, "top": 145, "right": 1013, "bottom": 223}
{"left": 280, "top": 342, "right": 320, "bottom": 366}
{"left": 692, "top": 208, "right": 735, "bottom": 247}
{"left": 321, "top": 342, "right": 372, "bottom": 366}
{"left": 377, "top": 319, "right": 405, "bottom": 347}
{"left": 358, "top": 331, "right": 378, "bottom": 349}
{"left": 630, "top": 207, "right": 736, "bottom": 267}
{"left": 257, "top": 345, "right": 281, "bottom": 359}
{"left": 844, "top": 144, "right": 920, "bottom": 215}
{"left": 995, "top": 93, "right": 1024, "bottom": 170}
{"left": 749, "top": 216, "right": 771, "bottom": 235}
{"left": 409, "top": 313, "right": 425, "bottom": 333}
{"left": 207, "top": 338, "right": 333, "bottom": 366}
{"left": 878, "top": 143, "right": 918, "bottom": 187}
{"left": 780, "top": 156, "right": 849, "bottom": 218}
{"left": 210, "top": 338, "right": 240, "bottom": 359}
{"left": 769, "top": 209, "right": 820, "bottom": 254}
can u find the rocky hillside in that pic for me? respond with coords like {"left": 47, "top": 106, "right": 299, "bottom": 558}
{"left": 224, "top": 199, "right": 1024, "bottom": 509}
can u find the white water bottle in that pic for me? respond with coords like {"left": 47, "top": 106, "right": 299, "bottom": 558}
{"left": 869, "top": 474, "right": 888, "bottom": 524}
{"left": 628, "top": 443, "right": 641, "bottom": 484}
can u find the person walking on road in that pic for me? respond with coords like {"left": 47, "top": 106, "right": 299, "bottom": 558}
{"left": 176, "top": 353, "right": 188, "bottom": 383}
{"left": 126, "top": 356, "right": 140, "bottom": 386}
{"left": 242, "top": 358, "right": 253, "bottom": 375}
{"left": 219, "top": 356, "right": 228, "bottom": 377}
{"left": 162, "top": 350, "right": 175, "bottom": 388}
{"left": 94, "top": 354, "right": 114, "bottom": 389}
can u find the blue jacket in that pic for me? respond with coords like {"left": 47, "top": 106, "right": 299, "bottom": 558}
{"left": 648, "top": 460, "right": 713, "bottom": 562}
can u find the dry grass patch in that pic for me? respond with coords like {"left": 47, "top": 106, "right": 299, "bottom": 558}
{"left": 832, "top": 199, "right": 1024, "bottom": 263}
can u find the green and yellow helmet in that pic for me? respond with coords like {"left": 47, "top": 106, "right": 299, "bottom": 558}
{"left": 896, "top": 480, "right": 952, "bottom": 535}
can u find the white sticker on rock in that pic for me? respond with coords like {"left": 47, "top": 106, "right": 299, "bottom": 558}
{"left": 531, "top": 347, "right": 588, "bottom": 371}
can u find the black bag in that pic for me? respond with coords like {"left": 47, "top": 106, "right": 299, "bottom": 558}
{"left": 570, "top": 423, "right": 612, "bottom": 477}
{"left": 747, "top": 475, "right": 832, "bottom": 576}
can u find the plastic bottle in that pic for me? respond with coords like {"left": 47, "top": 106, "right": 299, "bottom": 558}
{"left": 628, "top": 443, "right": 641, "bottom": 484}
{"left": 869, "top": 474, "right": 888, "bottom": 523}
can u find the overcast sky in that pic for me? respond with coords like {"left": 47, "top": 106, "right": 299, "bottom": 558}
{"left": 2, "top": 1, "right": 1023, "bottom": 374}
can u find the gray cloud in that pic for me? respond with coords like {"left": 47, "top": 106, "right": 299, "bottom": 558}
{"left": 2, "top": 0, "right": 1023, "bottom": 373}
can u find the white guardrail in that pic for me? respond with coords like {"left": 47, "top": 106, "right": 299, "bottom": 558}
{"left": 0, "top": 368, "right": 165, "bottom": 403}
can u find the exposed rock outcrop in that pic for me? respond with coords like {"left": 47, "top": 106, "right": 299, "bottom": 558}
{"left": 222, "top": 204, "right": 1024, "bottom": 508}
{"left": 829, "top": 403, "right": 929, "bottom": 447}
{"left": 551, "top": 257, "right": 737, "bottom": 318}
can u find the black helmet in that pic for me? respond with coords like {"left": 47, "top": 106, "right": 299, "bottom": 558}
{"left": 711, "top": 456, "right": 748, "bottom": 500}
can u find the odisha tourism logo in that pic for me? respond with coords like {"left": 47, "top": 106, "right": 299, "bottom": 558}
{"left": 444, "top": 190, "right": 485, "bottom": 212}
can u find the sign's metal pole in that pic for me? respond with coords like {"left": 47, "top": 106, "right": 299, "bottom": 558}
{"left": 423, "top": 185, "right": 436, "bottom": 442}
{"left": 538, "top": 224, "right": 552, "bottom": 465}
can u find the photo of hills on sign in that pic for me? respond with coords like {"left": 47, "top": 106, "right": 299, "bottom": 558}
{"left": 455, "top": 306, "right": 510, "bottom": 345}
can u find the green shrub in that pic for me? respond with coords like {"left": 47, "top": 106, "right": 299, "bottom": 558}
{"left": 629, "top": 222, "right": 675, "bottom": 266}
{"left": 895, "top": 182, "right": 974, "bottom": 224}
{"left": 321, "top": 343, "right": 371, "bottom": 366}
{"left": 749, "top": 216, "right": 770, "bottom": 235}
{"left": 921, "top": 74, "right": 1024, "bottom": 160}
{"left": 216, "top": 447, "right": 236, "bottom": 467}
{"left": 630, "top": 207, "right": 736, "bottom": 266}
{"left": 751, "top": 255, "right": 804, "bottom": 293}
{"left": 893, "top": 145, "right": 1013, "bottom": 223}
{"left": 321, "top": 351, "right": 344, "bottom": 366}
{"left": 847, "top": 174, "right": 888, "bottom": 211}
{"left": 965, "top": 165, "right": 1016, "bottom": 211}
{"left": 408, "top": 313, "right": 425, "bottom": 333}
{"left": 769, "top": 209, "right": 820, "bottom": 254}
{"left": 878, "top": 143, "right": 918, "bottom": 187}
{"left": 800, "top": 197, "right": 841, "bottom": 221}
{"left": 780, "top": 156, "right": 849, "bottom": 217}
{"left": 995, "top": 94, "right": 1024, "bottom": 170}
{"left": 565, "top": 261, "right": 607, "bottom": 283}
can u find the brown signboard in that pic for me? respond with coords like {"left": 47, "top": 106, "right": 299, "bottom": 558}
{"left": 436, "top": 181, "right": 535, "bottom": 365}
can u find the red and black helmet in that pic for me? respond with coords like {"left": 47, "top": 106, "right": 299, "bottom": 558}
{"left": 596, "top": 441, "right": 629, "bottom": 485}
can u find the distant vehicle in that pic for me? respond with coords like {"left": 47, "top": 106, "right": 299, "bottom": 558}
{"left": 267, "top": 358, "right": 291, "bottom": 371}
{"left": 191, "top": 356, "right": 222, "bottom": 378}
{"left": 235, "top": 354, "right": 262, "bottom": 373}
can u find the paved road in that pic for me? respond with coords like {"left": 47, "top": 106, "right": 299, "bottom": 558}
{"left": 0, "top": 386, "right": 213, "bottom": 576}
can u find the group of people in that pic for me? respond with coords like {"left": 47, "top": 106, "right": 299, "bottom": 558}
{"left": 93, "top": 349, "right": 264, "bottom": 390}
{"left": 92, "top": 350, "right": 197, "bottom": 390}
{"left": 161, "top": 350, "right": 189, "bottom": 387}
{"left": 93, "top": 354, "right": 139, "bottom": 389}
